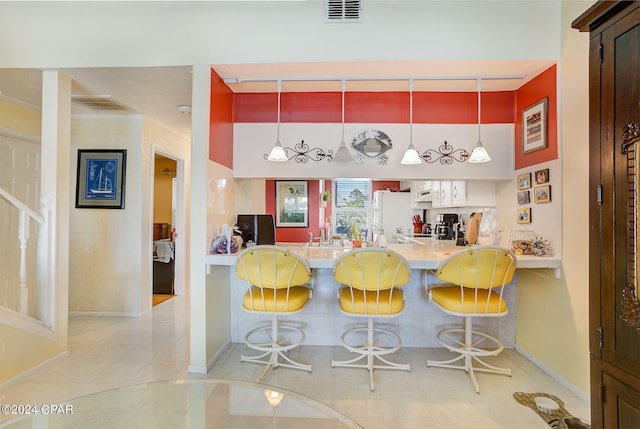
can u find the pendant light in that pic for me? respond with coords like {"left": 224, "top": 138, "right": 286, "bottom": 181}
{"left": 468, "top": 78, "right": 492, "bottom": 163}
{"left": 267, "top": 80, "right": 288, "bottom": 162}
{"left": 333, "top": 79, "right": 353, "bottom": 162}
{"left": 400, "top": 78, "right": 422, "bottom": 165}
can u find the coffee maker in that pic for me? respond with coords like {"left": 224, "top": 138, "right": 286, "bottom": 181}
{"left": 435, "top": 213, "right": 459, "bottom": 240}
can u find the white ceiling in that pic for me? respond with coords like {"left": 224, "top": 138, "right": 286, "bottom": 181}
{"left": 0, "top": 60, "right": 555, "bottom": 140}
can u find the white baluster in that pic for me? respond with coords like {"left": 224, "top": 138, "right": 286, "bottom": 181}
{"left": 18, "top": 210, "right": 30, "bottom": 315}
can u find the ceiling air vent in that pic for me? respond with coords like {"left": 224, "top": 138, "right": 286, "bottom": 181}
{"left": 326, "top": 0, "right": 362, "bottom": 22}
{"left": 71, "top": 94, "right": 132, "bottom": 112}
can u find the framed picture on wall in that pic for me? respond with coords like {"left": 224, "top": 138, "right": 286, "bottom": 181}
{"left": 517, "top": 172, "right": 532, "bottom": 190}
{"left": 517, "top": 190, "right": 530, "bottom": 205}
{"left": 275, "top": 180, "right": 309, "bottom": 227}
{"left": 534, "top": 185, "right": 552, "bottom": 203}
{"left": 534, "top": 168, "right": 550, "bottom": 184}
{"left": 522, "top": 98, "right": 548, "bottom": 154}
{"left": 517, "top": 207, "right": 531, "bottom": 224}
{"left": 75, "top": 149, "right": 127, "bottom": 209}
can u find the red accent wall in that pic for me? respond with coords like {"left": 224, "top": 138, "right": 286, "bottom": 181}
{"left": 514, "top": 65, "right": 558, "bottom": 169}
{"left": 209, "top": 70, "right": 234, "bottom": 168}
{"left": 266, "top": 179, "right": 321, "bottom": 242}
{"left": 234, "top": 91, "right": 516, "bottom": 124}
{"left": 372, "top": 181, "right": 401, "bottom": 193}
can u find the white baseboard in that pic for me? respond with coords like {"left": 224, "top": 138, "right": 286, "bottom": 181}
{"left": 515, "top": 344, "right": 590, "bottom": 404}
{"left": 188, "top": 338, "right": 232, "bottom": 374}
{"left": 68, "top": 311, "right": 142, "bottom": 318}
{"left": 0, "top": 350, "right": 70, "bottom": 390}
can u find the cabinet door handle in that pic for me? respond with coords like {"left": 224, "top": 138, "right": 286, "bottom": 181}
{"left": 452, "top": 186, "right": 457, "bottom": 198}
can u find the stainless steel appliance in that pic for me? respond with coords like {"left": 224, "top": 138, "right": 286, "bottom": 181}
{"left": 435, "top": 213, "right": 458, "bottom": 240}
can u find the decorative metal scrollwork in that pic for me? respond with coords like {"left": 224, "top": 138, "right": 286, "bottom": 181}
{"left": 420, "top": 140, "right": 470, "bottom": 164}
{"left": 622, "top": 121, "right": 640, "bottom": 330}
{"left": 262, "top": 140, "right": 334, "bottom": 163}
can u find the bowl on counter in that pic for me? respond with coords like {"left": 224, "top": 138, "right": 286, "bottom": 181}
{"left": 535, "top": 396, "right": 559, "bottom": 415}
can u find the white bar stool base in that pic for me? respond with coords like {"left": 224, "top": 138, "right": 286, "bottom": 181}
{"left": 426, "top": 318, "right": 511, "bottom": 393}
{"left": 241, "top": 315, "right": 311, "bottom": 382}
{"left": 331, "top": 318, "right": 410, "bottom": 391}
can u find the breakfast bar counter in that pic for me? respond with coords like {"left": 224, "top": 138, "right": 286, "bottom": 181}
{"left": 204, "top": 241, "right": 560, "bottom": 348}
{"left": 205, "top": 240, "right": 561, "bottom": 270}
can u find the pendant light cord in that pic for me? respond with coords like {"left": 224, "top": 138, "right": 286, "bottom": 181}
{"left": 341, "top": 79, "right": 345, "bottom": 141}
{"left": 409, "top": 78, "right": 414, "bottom": 146}
{"left": 477, "top": 78, "right": 482, "bottom": 142}
{"left": 277, "top": 79, "right": 282, "bottom": 142}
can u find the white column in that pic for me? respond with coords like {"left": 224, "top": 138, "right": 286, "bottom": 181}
{"left": 41, "top": 70, "right": 71, "bottom": 334}
{"left": 188, "top": 63, "right": 212, "bottom": 373}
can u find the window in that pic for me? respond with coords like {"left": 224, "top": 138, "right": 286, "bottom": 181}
{"left": 333, "top": 179, "right": 370, "bottom": 238}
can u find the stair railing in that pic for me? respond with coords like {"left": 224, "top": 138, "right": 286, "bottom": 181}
{"left": 0, "top": 186, "right": 55, "bottom": 331}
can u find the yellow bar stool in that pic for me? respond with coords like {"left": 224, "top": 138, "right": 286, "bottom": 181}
{"left": 331, "top": 248, "right": 411, "bottom": 391}
{"left": 426, "top": 245, "right": 517, "bottom": 393}
{"left": 235, "top": 245, "right": 313, "bottom": 382}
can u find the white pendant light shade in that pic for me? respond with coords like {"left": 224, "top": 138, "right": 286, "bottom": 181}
{"left": 401, "top": 78, "right": 422, "bottom": 165}
{"left": 468, "top": 142, "right": 491, "bottom": 163}
{"left": 401, "top": 142, "right": 422, "bottom": 165}
{"left": 468, "top": 78, "right": 491, "bottom": 164}
{"left": 334, "top": 140, "right": 352, "bottom": 162}
{"left": 267, "top": 80, "right": 288, "bottom": 162}
{"left": 333, "top": 80, "right": 353, "bottom": 163}
{"left": 267, "top": 140, "right": 288, "bottom": 162}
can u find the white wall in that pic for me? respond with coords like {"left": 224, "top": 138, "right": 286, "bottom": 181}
{"left": 234, "top": 123, "right": 514, "bottom": 180}
{"left": 67, "top": 115, "right": 191, "bottom": 315}
{"left": 0, "top": 2, "right": 560, "bottom": 67}
{"left": 495, "top": 158, "right": 562, "bottom": 255}
{"left": 69, "top": 115, "right": 144, "bottom": 315}
{"left": 142, "top": 118, "right": 191, "bottom": 308}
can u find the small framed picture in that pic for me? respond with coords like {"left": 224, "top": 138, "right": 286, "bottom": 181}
{"left": 534, "top": 185, "right": 552, "bottom": 203}
{"left": 517, "top": 190, "right": 530, "bottom": 205}
{"left": 517, "top": 207, "right": 531, "bottom": 224}
{"left": 517, "top": 172, "right": 532, "bottom": 190}
{"left": 275, "top": 180, "right": 309, "bottom": 227}
{"left": 75, "top": 149, "right": 127, "bottom": 209}
{"left": 534, "top": 168, "right": 550, "bottom": 184}
{"left": 522, "top": 98, "right": 548, "bottom": 154}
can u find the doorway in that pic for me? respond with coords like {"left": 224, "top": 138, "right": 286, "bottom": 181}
{"left": 151, "top": 150, "right": 185, "bottom": 307}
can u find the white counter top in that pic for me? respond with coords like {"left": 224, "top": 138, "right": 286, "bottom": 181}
{"left": 205, "top": 241, "right": 561, "bottom": 270}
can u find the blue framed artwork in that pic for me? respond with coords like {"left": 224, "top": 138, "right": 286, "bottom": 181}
{"left": 75, "top": 149, "right": 127, "bottom": 208}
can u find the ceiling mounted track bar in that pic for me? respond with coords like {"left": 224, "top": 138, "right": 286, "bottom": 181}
{"left": 223, "top": 75, "right": 526, "bottom": 84}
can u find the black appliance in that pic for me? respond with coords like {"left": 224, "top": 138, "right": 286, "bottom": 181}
{"left": 237, "top": 214, "right": 276, "bottom": 247}
{"left": 435, "top": 213, "right": 459, "bottom": 240}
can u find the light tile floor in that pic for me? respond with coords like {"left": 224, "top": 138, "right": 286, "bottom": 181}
{"left": 0, "top": 293, "right": 589, "bottom": 428}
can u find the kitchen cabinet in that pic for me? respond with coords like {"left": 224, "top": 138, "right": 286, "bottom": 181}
{"left": 431, "top": 180, "right": 441, "bottom": 206}
{"left": 438, "top": 180, "right": 452, "bottom": 207}
{"left": 573, "top": 3, "right": 640, "bottom": 428}
{"left": 429, "top": 180, "right": 495, "bottom": 208}
{"left": 410, "top": 180, "right": 432, "bottom": 203}
{"left": 451, "top": 180, "right": 466, "bottom": 206}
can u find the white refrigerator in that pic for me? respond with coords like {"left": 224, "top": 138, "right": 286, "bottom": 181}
{"left": 371, "top": 191, "right": 419, "bottom": 241}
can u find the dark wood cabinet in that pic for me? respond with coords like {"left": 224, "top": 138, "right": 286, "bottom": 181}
{"left": 573, "top": 2, "right": 640, "bottom": 428}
